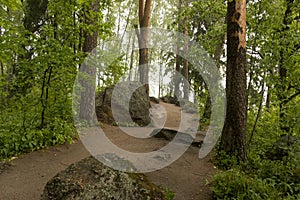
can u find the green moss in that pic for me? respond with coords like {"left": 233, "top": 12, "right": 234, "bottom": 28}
{"left": 43, "top": 156, "right": 167, "bottom": 200}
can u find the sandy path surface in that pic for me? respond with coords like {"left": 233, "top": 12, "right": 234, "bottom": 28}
{"left": 0, "top": 102, "right": 216, "bottom": 200}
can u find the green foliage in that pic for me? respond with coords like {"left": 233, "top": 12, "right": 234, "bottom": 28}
{"left": 247, "top": 0, "right": 300, "bottom": 136}
{"left": 214, "top": 97, "right": 300, "bottom": 199}
{"left": 97, "top": 55, "right": 129, "bottom": 88}
{"left": 213, "top": 151, "right": 239, "bottom": 170}
{"left": 164, "top": 187, "right": 176, "bottom": 200}
{"left": 0, "top": 0, "right": 113, "bottom": 159}
{"left": 0, "top": 116, "right": 74, "bottom": 158}
{"left": 213, "top": 170, "right": 279, "bottom": 200}
{"left": 213, "top": 139, "right": 300, "bottom": 199}
{"left": 189, "top": 0, "right": 226, "bottom": 57}
{"left": 213, "top": 0, "right": 300, "bottom": 197}
{"left": 213, "top": 156, "right": 300, "bottom": 199}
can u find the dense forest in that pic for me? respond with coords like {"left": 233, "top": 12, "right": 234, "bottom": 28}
{"left": 0, "top": 0, "right": 299, "bottom": 199}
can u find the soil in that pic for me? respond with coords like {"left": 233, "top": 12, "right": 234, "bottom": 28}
{"left": 0, "top": 102, "right": 217, "bottom": 200}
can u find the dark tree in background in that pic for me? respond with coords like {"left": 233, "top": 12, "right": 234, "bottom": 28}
{"left": 174, "top": 0, "right": 182, "bottom": 99}
{"left": 219, "top": 0, "right": 247, "bottom": 161}
{"left": 277, "top": 0, "right": 300, "bottom": 133}
{"left": 182, "top": 14, "right": 189, "bottom": 100}
{"left": 23, "top": 0, "right": 49, "bottom": 33}
{"left": 79, "top": 0, "right": 99, "bottom": 122}
{"left": 174, "top": 0, "right": 189, "bottom": 100}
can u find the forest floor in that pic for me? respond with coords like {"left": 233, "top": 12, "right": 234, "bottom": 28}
{"left": 0, "top": 102, "right": 217, "bottom": 200}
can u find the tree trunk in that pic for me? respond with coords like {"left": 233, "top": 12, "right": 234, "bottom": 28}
{"left": 202, "top": 93, "right": 211, "bottom": 121}
{"left": 266, "top": 86, "right": 271, "bottom": 111}
{"left": 182, "top": 15, "right": 189, "bottom": 100}
{"left": 128, "top": 33, "right": 135, "bottom": 81}
{"left": 158, "top": 50, "right": 164, "bottom": 99}
{"left": 174, "top": 0, "right": 182, "bottom": 98}
{"left": 202, "top": 32, "right": 225, "bottom": 122}
{"left": 278, "top": 0, "right": 293, "bottom": 133}
{"left": 265, "top": 69, "right": 273, "bottom": 111}
{"left": 219, "top": 0, "right": 247, "bottom": 162}
{"left": 248, "top": 74, "right": 266, "bottom": 146}
{"left": 214, "top": 34, "right": 225, "bottom": 69}
{"left": 79, "top": 0, "right": 99, "bottom": 122}
{"left": 136, "top": 0, "right": 152, "bottom": 96}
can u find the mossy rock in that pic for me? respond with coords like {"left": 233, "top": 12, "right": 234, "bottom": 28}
{"left": 95, "top": 83, "right": 151, "bottom": 126}
{"left": 150, "top": 128, "right": 202, "bottom": 148}
{"left": 42, "top": 156, "right": 167, "bottom": 200}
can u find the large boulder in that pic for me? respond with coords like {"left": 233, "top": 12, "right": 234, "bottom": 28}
{"left": 42, "top": 156, "right": 166, "bottom": 200}
{"left": 96, "top": 82, "right": 151, "bottom": 126}
{"left": 150, "top": 128, "right": 203, "bottom": 148}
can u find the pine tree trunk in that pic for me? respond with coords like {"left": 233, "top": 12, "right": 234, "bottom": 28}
{"left": 174, "top": 0, "right": 182, "bottom": 98}
{"left": 79, "top": 0, "right": 99, "bottom": 122}
{"left": 136, "top": 0, "right": 152, "bottom": 96}
{"left": 278, "top": 0, "right": 293, "bottom": 133}
{"left": 183, "top": 15, "right": 189, "bottom": 100}
{"left": 219, "top": 0, "right": 247, "bottom": 162}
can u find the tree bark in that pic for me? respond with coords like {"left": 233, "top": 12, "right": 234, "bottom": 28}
{"left": 128, "top": 33, "right": 136, "bottom": 81}
{"left": 182, "top": 15, "right": 189, "bottom": 100}
{"left": 248, "top": 73, "right": 266, "bottom": 146}
{"left": 158, "top": 50, "right": 164, "bottom": 99}
{"left": 278, "top": 0, "right": 293, "bottom": 133}
{"left": 202, "top": 32, "right": 225, "bottom": 122}
{"left": 219, "top": 0, "right": 247, "bottom": 162}
{"left": 136, "top": 0, "right": 152, "bottom": 96}
{"left": 214, "top": 34, "right": 226, "bottom": 69}
{"left": 79, "top": 0, "right": 99, "bottom": 123}
{"left": 174, "top": 0, "right": 182, "bottom": 98}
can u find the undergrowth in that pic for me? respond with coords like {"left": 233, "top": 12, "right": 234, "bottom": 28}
{"left": 211, "top": 110, "right": 300, "bottom": 200}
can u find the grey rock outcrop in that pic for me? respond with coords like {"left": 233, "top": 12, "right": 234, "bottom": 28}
{"left": 42, "top": 156, "right": 166, "bottom": 200}
{"left": 96, "top": 82, "right": 151, "bottom": 126}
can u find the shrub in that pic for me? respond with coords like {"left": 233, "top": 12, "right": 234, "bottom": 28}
{"left": 0, "top": 117, "right": 74, "bottom": 159}
{"left": 213, "top": 170, "right": 279, "bottom": 200}
{"left": 212, "top": 153, "right": 300, "bottom": 200}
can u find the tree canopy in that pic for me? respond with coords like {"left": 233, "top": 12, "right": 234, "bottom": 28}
{"left": 0, "top": 0, "right": 299, "bottom": 198}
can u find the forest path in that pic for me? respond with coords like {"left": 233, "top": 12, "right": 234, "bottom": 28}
{"left": 0, "top": 102, "right": 216, "bottom": 200}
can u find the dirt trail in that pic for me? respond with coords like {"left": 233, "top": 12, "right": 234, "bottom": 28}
{"left": 0, "top": 102, "right": 216, "bottom": 200}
